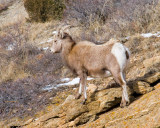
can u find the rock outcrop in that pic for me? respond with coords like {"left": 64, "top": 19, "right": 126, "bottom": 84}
{"left": 1, "top": 72, "right": 158, "bottom": 128}
{"left": 22, "top": 85, "right": 132, "bottom": 128}
{"left": 0, "top": 69, "right": 159, "bottom": 128}
{"left": 24, "top": 83, "right": 160, "bottom": 128}
{"left": 133, "top": 81, "right": 154, "bottom": 94}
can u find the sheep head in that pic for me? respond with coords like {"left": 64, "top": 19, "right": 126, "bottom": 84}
{"left": 50, "top": 25, "right": 71, "bottom": 53}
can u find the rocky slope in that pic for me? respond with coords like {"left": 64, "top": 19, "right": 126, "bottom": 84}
{"left": 1, "top": 25, "right": 160, "bottom": 128}
{"left": 0, "top": 1, "right": 160, "bottom": 128}
{"left": 1, "top": 72, "right": 159, "bottom": 128}
{"left": 29, "top": 83, "right": 160, "bottom": 128}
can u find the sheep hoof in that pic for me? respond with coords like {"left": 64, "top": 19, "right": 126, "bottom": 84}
{"left": 120, "top": 100, "right": 130, "bottom": 108}
{"left": 81, "top": 99, "right": 86, "bottom": 105}
{"left": 126, "top": 100, "right": 130, "bottom": 106}
{"left": 120, "top": 103, "right": 125, "bottom": 108}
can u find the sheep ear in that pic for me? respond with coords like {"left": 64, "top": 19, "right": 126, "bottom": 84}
{"left": 56, "top": 24, "right": 64, "bottom": 38}
{"left": 61, "top": 32, "right": 64, "bottom": 39}
{"left": 60, "top": 25, "right": 71, "bottom": 38}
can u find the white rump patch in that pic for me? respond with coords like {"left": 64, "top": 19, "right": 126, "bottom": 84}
{"left": 111, "top": 43, "right": 128, "bottom": 71}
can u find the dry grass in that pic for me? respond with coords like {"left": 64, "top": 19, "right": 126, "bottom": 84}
{"left": 65, "top": 0, "right": 160, "bottom": 42}
{"left": 0, "top": 15, "right": 64, "bottom": 120}
{"left": 27, "top": 21, "right": 59, "bottom": 45}
{"left": 0, "top": 17, "right": 63, "bottom": 83}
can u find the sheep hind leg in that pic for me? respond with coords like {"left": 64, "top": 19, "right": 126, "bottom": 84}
{"left": 120, "top": 72, "right": 130, "bottom": 107}
{"left": 121, "top": 83, "right": 130, "bottom": 107}
{"left": 111, "top": 71, "right": 129, "bottom": 107}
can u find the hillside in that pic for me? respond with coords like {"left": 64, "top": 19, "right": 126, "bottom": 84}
{"left": 0, "top": 0, "right": 160, "bottom": 128}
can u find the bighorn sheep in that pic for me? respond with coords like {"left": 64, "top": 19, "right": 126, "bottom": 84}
{"left": 50, "top": 25, "right": 130, "bottom": 107}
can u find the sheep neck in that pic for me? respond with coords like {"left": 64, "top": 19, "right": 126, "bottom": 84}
{"left": 61, "top": 41, "right": 75, "bottom": 66}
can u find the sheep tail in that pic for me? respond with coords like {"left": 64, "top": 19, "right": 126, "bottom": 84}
{"left": 125, "top": 47, "right": 130, "bottom": 60}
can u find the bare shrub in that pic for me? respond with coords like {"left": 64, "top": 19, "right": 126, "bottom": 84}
{"left": 0, "top": 20, "right": 64, "bottom": 83}
{"left": 0, "top": 74, "right": 61, "bottom": 120}
{"left": 24, "top": 0, "right": 65, "bottom": 22}
{"left": 25, "top": 52, "right": 63, "bottom": 76}
{"left": 0, "top": 18, "right": 65, "bottom": 120}
{"left": 65, "top": 0, "right": 159, "bottom": 40}
{"left": 146, "top": 1, "right": 160, "bottom": 31}
{"left": 106, "top": 0, "right": 159, "bottom": 36}
{"left": 0, "top": 21, "right": 30, "bottom": 82}
{"left": 0, "top": 20, "right": 30, "bottom": 50}
{"left": 64, "top": 0, "right": 114, "bottom": 27}
{"left": 0, "top": 0, "right": 14, "bottom": 13}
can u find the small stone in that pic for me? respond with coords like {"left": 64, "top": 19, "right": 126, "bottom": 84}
{"left": 23, "top": 118, "right": 33, "bottom": 125}
{"left": 144, "top": 72, "right": 160, "bottom": 84}
{"left": 62, "top": 95, "right": 75, "bottom": 105}
{"left": 12, "top": 109, "right": 18, "bottom": 114}
{"left": 88, "top": 84, "right": 98, "bottom": 94}
{"left": 68, "top": 121, "right": 76, "bottom": 127}
{"left": 133, "top": 81, "right": 154, "bottom": 94}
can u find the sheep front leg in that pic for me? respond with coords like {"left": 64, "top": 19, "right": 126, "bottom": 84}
{"left": 75, "top": 71, "right": 87, "bottom": 104}
{"left": 75, "top": 82, "right": 82, "bottom": 99}
{"left": 81, "top": 73, "right": 87, "bottom": 104}
{"left": 75, "top": 72, "right": 87, "bottom": 103}
{"left": 110, "top": 69, "right": 129, "bottom": 107}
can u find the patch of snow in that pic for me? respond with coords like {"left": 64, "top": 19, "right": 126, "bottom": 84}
{"left": 42, "top": 77, "right": 94, "bottom": 91}
{"left": 141, "top": 33, "right": 153, "bottom": 38}
{"left": 7, "top": 44, "right": 14, "bottom": 50}
{"left": 7, "top": 43, "right": 16, "bottom": 51}
{"left": 47, "top": 38, "right": 54, "bottom": 43}
{"left": 39, "top": 41, "right": 46, "bottom": 44}
{"left": 42, "top": 84, "right": 57, "bottom": 91}
{"left": 57, "top": 77, "right": 80, "bottom": 87}
{"left": 155, "top": 31, "right": 160, "bottom": 35}
{"left": 57, "top": 77, "right": 94, "bottom": 87}
{"left": 61, "top": 78, "right": 70, "bottom": 82}
{"left": 87, "top": 77, "right": 94, "bottom": 80}
{"left": 141, "top": 31, "right": 160, "bottom": 38}
{"left": 43, "top": 47, "right": 49, "bottom": 50}
{"left": 52, "top": 31, "right": 57, "bottom": 34}
{"left": 73, "top": 88, "right": 77, "bottom": 90}
{"left": 125, "top": 36, "right": 130, "bottom": 40}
